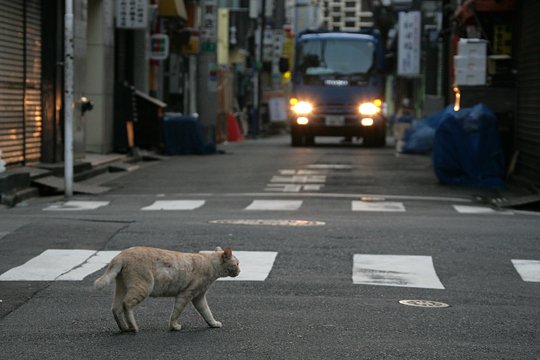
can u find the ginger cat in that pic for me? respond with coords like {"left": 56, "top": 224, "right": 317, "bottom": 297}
{"left": 94, "top": 246, "right": 240, "bottom": 333}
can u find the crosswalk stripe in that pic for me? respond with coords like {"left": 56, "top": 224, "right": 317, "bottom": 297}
{"left": 0, "top": 249, "right": 96, "bottom": 281}
{"left": 43, "top": 201, "right": 110, "bottom": 211}
{"left": 453, "top": 205, "right": 513, "bottom": 215}
{"left": 244, "top": 200, "right": 303, "bottom": 211}
{"left": 352, "top": 201, "right": 406, "bottom": 212}
{"left": 202, "top": 251, "right": 278, "bottom": 281}
{"left": 141, "top": 200, "right": 205, "bottom": 211}
{"left": 57, "top": 251, "right": 120, "bottom": 281}
{"left": 511, "top": 259, "right": 540, "bottom": 282}
{"left": 352, "top": 254, "right": 445, "bottom": 289}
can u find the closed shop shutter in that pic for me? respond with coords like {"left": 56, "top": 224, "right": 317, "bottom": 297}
{"left": 0, "top": 0, "right": 42, "bottom": 166}
{"left": 516, "top": 1, "right": 540, "bottom": 184}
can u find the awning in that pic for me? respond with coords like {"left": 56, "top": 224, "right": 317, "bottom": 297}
{"left": 158, "top": 0, "right": 187, "bottom": 20}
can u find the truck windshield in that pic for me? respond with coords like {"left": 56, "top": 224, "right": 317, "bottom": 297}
{"left": 296, "top": 38, "right": 375, "bottom": 77}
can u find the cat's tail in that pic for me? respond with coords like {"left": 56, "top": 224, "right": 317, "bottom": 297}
{"left": 94, "top": 259, "right": 122, "bottom": 290}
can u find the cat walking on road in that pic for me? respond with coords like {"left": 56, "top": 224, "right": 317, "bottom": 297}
{"left": 94, "top": 246, "right": 240, "bottom": 333}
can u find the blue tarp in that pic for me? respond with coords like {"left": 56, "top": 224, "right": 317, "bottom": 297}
{"left": 162, "top": 114, "right": 216, "bottom": 155}
{"left": 401, "top": 106, "right": 452, "bottom": 154}
{"left": 432, "top": 103, "right": 505, "bottom": 188}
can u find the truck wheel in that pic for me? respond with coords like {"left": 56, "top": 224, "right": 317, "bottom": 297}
{"left": 291, "top": 126, "right": 302, "bottom": 146}
{"left": 364, "top": 124, "right": 386, "bottom": 147}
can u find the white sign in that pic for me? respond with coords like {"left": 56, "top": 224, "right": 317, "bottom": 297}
{"left": 115, "top": 0, "right": 148, "bottom": 29}
{"left": 150, "top": 34, "right": 170, "bottom": 60}
{"left": 398, "top": 11, "right": 421, "bottom": 77}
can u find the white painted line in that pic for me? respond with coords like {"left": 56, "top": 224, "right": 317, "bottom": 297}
{"left": 265, "top": 184, "right": 302, "bottom": 192}
{"left": 44, "top": 201, "right": 110, "bottom": 211}
{"left": 512, "top": 259, "right": 540, "bottom": 282}
{"left": 278, "top": 169, "right": 328, "bottom": 175}
{"left": 453, "top": 205, "right": 513, "bottom": 215}
{"left": 307, "top": 164, "right": 352, "bottom": 169}
{"left": 270, "top": 175, "right": 327, "bottom": 183}
{"left": 245, "top": 200, "right": 303, "bottom": 211}
{"left": 302, "top": 184, "right": 323, "bottom": 191}
{"left": 202, "top": 251, "right": 278, "bottom": 281}
{"left": 57, "top": 250, "right": 120, "bottom": 281}
{"left": 0, "top": 249, "right": 96, "bottom": 281}
{"left": 0, "top": 232, "right": 7, "bottom": 240}
{"left": 352, "top": 201, "right": 406, "bottom": 212}
{"left": 352, "top": 254, "right": 445, "bottom": 289}
{"left": 141, "top": 200, "right": 205, "bottom": 211}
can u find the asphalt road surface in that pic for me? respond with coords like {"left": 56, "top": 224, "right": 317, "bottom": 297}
{"left": 1, "top": 135, "right": 539, "bottom": 359}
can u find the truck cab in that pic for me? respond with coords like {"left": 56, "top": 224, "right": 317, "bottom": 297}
{"left": 289, "top": 31, "right": 387, "bottom": 147}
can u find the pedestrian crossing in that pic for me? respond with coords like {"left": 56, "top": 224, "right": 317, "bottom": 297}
{"left": 40, "top": 199, "right": 516, "bottom": 215}
{"left": 1, "top": 249, "right": 538, "bottom": 288}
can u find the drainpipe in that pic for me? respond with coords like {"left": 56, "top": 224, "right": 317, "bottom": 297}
{"left": 64, "top": 0, "right": 74, "bottom": 197}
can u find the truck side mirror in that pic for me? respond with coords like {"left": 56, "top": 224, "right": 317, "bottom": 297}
{"left": 279, "top": 57, "right": 290, "bottom": 74}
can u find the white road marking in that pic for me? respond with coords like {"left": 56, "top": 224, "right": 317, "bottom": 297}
{"left": 511, "top": 259, "right": 540, "bottom": 282}
{"left": 57, "top": 251, "right": 120, "bottom": 281}
{"left": 43, "top": 201, "right": 110, "bottom": 211}
{"left": 453, "top": 205, "right": 513, "bottom": 215}
{"left": 0, "top": 249, "right": 96, "bottom": 281}
{"left": 352, "top": 254, "right": 445, "bottom": 289}
{"left": 265, "top": 184, "right": 303, "bottom": 192}
{"left": 202, "top": 251, "right": 278, "bottom": 281}
{"left": 352, "top": 201, "right": 406, "bottom": 212}
{"left": 307, "top": 164, "right": 352, "bottom": 169}
{"left": 270, "top": 175, "right": 327, "bottom": 183}
{"left": 245, "top": 200, "right": 303, "bottom": 211}
{"left": 141, "top": 200, "right": 205, "bottom": 211}
{"left": 278, "top": 169, "right": 327, "bottom": 175}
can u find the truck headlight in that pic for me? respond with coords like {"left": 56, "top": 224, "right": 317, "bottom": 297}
{"left": 291, "top": 101, "right": 313, "bottom": 115}
{"left": 358, "top": 102, "right": 381, "bottom": 116}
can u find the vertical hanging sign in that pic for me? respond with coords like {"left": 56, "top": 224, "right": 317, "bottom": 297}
{"left": 398, "top": 11, "right": 421, "bottom": 77}
{"left": 115, "top": 0, "right": 148, "bottom": 29}
{"left": 200, "top": 0, "right": 218, "bottom": 53}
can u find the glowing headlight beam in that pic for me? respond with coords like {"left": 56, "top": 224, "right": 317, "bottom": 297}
{"left": 292, "top": 101, "right": 313, "bottom": 115}
{"left": 358, "top": 102, "right": 380, "bottom": 116}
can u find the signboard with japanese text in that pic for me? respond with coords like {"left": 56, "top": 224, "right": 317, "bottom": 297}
{"left": 115, "top": 0, "right": 148, "bottom": 29}
{"left": 200, "top": 0, "right": 217, "bottom": 53}
{"left": 398, "top": 11, "right": 421, "bottom": 77}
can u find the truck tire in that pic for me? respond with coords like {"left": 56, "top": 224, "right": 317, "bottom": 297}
{"left": 291, "top": 127, "right": 314, "bottom": 147}
{"left": 364, "top": 124, "right": 386, "bottom": 147}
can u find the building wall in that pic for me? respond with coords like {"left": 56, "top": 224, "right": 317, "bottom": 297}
{"left": 321, "top": 0, "right": 373, "bottom": 31}
{"left": 85, "top": 0, "right": 115, "bottom": 154}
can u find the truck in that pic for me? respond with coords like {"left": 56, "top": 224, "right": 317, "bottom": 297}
{"left": 288, "top": 30, "right": 387, "bottom": 147}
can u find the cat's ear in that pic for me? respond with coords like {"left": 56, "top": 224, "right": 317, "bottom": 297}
{"left": 222, "top": 247, "right": 232, "bottom": 260}
{"left": 215, "top": 246, "right": 223, "bottom": 252}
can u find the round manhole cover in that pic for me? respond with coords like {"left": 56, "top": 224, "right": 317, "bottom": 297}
{"left": 399, "top": 300, "right": 450, "bottom": 308}
{"left": 209, "top": 219, "right": 326, "bottom": 226}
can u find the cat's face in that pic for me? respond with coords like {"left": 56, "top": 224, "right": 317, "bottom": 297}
{"left": 219, "top": 247, "right": 240, "bottom": 277}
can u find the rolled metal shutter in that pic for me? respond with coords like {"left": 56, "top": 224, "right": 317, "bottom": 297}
{"left": 0, "top": 0, "right": 42, "bottom": 166}
{"left": 516, "top": 1, "right": 540, "bottom": 184}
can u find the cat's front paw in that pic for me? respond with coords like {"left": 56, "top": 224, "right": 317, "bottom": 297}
{"left": 169, "top": 322, "right": 182, "bottom": 331}
{"left": 209, "top": 321, "right": 222, "bottom": 328}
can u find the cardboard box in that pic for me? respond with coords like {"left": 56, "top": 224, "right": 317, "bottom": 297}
{"left": 455, "top": 68, "right": 486, "bottom": 86}
{"left": 454, "top": 55, "right": 486, "bottom": 72}
{"left": 457, "top": 38, "right": 487, "bottom": 58}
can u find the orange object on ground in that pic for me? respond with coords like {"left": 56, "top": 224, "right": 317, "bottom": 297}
{"left": 227, "top": 112, "right": 244, "bottom": 142}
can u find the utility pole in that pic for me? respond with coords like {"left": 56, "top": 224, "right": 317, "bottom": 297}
{"left": 64, "top": 0, "right": 74, "bottom": 198}
{"left": 256, "top": 0, "right": 267, "bottom": 136}
{"left": 197, "top": 0, "right": 218, "bottom": 145}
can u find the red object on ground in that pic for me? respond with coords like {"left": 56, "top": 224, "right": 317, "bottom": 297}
{"left": 227, "top": 112, "right": 244, "bottom": 142}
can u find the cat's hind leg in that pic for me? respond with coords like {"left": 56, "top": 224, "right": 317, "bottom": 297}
{"left": 192, "top": 293, "right": 222, "bottom": 328}
{"left": 122, "top": 287, "right": 149, "bottom": 333}
{"left": 112, "top": 278, "right": 129, "bottom": 332}
{"left": 169, "top": 295, "right": 191, "bottom": 331}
